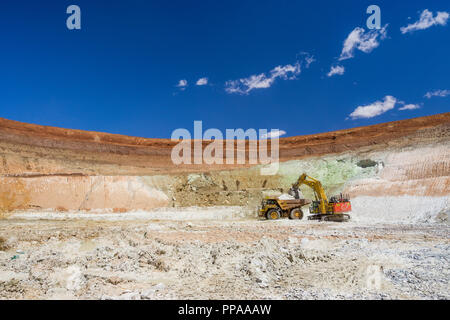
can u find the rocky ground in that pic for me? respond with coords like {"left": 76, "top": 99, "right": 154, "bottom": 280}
{"left": 0, "top": 207, "right": 448, "bottom": 300}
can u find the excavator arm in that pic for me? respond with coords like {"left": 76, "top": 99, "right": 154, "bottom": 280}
{"left": 291, "top": 173, "right": 329, "bottom": 214}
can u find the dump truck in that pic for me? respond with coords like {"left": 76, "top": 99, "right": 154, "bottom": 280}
{"left": 259, "top": 198, "right": 311, "bottom": 220}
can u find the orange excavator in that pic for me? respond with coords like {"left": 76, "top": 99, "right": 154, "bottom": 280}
{"left": 289, "top": 173, "right": 351, "bottom": 222}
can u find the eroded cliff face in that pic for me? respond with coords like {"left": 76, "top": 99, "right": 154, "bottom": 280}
{"left": 0, "top": 113, "right": 449, "bottom": 213}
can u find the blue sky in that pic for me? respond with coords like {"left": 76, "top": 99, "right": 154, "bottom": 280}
{"left": 0, "top": 0, "right": 449, "bottom": 138}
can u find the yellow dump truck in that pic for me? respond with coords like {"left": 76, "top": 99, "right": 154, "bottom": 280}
{"left": 259, "top": 198, "right": 311, "bottom": 220}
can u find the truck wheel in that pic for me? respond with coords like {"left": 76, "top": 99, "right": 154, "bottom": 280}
{"left": 266, "top": 209, "right": 280, "bottom": 220}
{"left": 289, "top": 208, "right": 303, "bottom": 220}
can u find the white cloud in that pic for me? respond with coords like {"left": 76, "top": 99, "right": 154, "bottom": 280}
{"left": 225, "top": 63, "right": 300, "bottom": 94}
{"left": 196, "top": 77, "right": 208, "bottom": 86}
{"left": 399, "top": 104, "right": 420, "bottom": 111}
{"left": 270, "top": 63, "right": 301, "bottom": 80}
{"left": 260, "top": 130, "right": 286, "bottom": 139}
{"left": 296, "top": 51, "right": 316, "bottom": 68}
{"left": 339, "top": 25, "right": 388, "bottom": 61}
{"left": 349, "top": 95, "right": 397, "bottom": 120}
{"left": 303, "top": 55, "right": 316, "bottom": 68}
{"left": 327, "top": 65, "right": 345, "bottom": 77}
{"left": 424, "top": 89, "right": 450, "bottom": 98}
{"left": 225, "top": 54, "right": 314, "bottom": 95}
{"left": 400, "top": 9, "right": 449, "bottom": 34}
{"left": 176, "top": 79, "right": 188, "bottom": 90}
{"left": 177, "top": 79, "right": 187, "bottom": 87}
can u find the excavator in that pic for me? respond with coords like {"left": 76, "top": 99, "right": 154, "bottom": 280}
{"left": 259, "top": 173, "right": 351, "bottom": 222}
{"left": 289, "top": 173, "right": 351, "bottom": 222}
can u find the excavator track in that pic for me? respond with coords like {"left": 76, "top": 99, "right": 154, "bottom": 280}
{"left": 308, "top": 214, "right": 351, "bottom": 222}
{"left": 323, "top": 214, "right": 351, "bottom": 222}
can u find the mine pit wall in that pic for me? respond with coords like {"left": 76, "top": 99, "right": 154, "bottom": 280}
{"left": 1, "top": 138, "right": 449, "bottom": 222}
{"left": 0, "top": 176, "right": 170, "bottom": 212}
{"left": 1, "top": 114, "right": 449, "bottom": 218}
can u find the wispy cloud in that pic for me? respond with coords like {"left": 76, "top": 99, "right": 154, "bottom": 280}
{"left": 196, "top": 77, "right": 208, "bottom": 86}
{"left": 225, "top": 54, "right": 314, "bottom": 95}
{"left": 399, "top": 103, "right": 420, "bottom": 111}
{"left": 260, "top": 130, "right": 286, "bottom": 139}
{"left": 225, "top": 63, "right": 300, "bottom": 94}
{"left": 176, "top": 79, "right": 188, "bottom": 90}
{"left": 303, "top": 54, "right": 316, "bottom": 68}
{"left": 424, "top": 89, "right": 450, "bottom": 98}
{"left": 327, "top": 65, "right": 345, "bottom": 77}
{"left": 349, "top": 95, "right": 397, "bottom": 119}
{"left": 339, "top": 25, "right": 388, "bottom": 61}
{"left": 401, "top": 9, "right": 449, "bottom": 34}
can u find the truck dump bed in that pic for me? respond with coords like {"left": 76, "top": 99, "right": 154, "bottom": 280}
{"left": 277, "top": 199, "right": 311, "bottom": 211}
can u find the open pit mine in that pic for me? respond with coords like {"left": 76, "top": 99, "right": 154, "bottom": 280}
{"left": 0, "top": 113, "right": 449, "bottom": 300}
